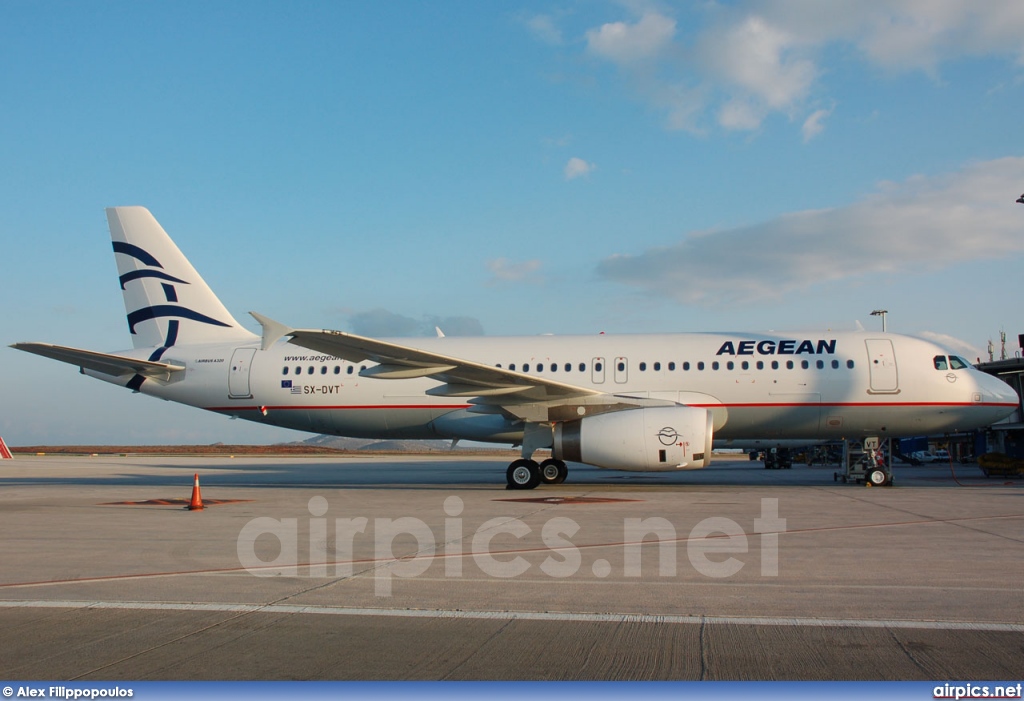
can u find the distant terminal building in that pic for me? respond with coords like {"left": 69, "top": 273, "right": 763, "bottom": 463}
{"left": 975, "top": 347, "right": 1024, "bottom": 459}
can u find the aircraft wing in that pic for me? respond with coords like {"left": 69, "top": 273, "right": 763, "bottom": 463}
{"left": 250, "top": 312, "right": 611, "bottom": 412}
{"left": 11, "top": 342, "right": 185, "bottom": 381}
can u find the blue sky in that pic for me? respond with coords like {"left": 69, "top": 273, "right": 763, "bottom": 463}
{"left": 2, "top": 1, "right": 1023, "bottom": 444}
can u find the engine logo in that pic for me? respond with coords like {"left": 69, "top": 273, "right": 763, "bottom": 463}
{"left": 657, "top": 426, "right": 680, "bottom": 445}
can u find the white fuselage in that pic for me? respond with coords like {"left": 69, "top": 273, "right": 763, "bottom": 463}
{"left": 90, "top": 330, "right": 1019, "bottom": 446}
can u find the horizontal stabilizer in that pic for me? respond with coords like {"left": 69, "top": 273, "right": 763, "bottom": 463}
{"left": 11, "top": 342, "right": 185, "bottom": 381}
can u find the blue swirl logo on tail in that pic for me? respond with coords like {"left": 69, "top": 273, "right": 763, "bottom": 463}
{"left": 114, "top": 241, "right": 235, "bottom": 391}
{"left": 113, "top": 241, "right": 234, "bottom": 337}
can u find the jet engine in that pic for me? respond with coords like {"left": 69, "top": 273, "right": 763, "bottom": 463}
{"left": 552, "top": 406, "right": 713, "bottom": 471}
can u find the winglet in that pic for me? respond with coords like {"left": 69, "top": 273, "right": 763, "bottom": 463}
{"left": 250, "top": 312, "right": 294, "bottom": 351}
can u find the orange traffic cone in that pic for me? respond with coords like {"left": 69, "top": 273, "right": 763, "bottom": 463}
{"left": 187, "top": 473, "right": 204, "bottom": 510}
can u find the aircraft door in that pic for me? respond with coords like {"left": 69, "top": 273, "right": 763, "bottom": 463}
{"left": 229, "top": 347, "right": 257, "bottom": 399}
{"left": 614, "top": 357, "right": 628, "bottom": 384}
{"left": 865, "top": 339, "right": 898, "bottom": 393}
{"left": 592, "top": 357, "right": 605, "bottom": 384}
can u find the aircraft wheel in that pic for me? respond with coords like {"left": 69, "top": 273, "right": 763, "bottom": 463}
{"left": 539, "top": 458, "right": 568, "bottom": 485}
{"left": 867, "top": 468, "right": 888, "bottom": 486}
{"left": 506, "top": 459, "right": 541, "bottom": 490}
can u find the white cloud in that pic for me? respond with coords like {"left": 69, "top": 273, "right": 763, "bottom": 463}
{"left": 719, "top": 98, "right": 764, "bottom": 131}
{"left": 586, "top": 12, "right": 676, "bottom": 64}
{"left": 597, "top": 156, "right": 1024, "bottom": 306}
{"left": 526, "top": 14, "right": 563, "bottom": 46}
{"left": 852, "top": 1, "right": 1024, "bottom": 74}
{"left": 916, "top": 331, "right": 984, "bottom": 362}
{"left": 486, "top": 258, "right": 542, "bottom": 284}
{"left": 569, "top": 2, "right": 1024, "bottom": 136}
{"left": 564, "top": 157, "right": 596, "bottom": 180}
{"left": 702, "top": 16, "right": 817, "bottom": 111}
{"left": 801, "top": 105, "right": 833, "bottom": 142}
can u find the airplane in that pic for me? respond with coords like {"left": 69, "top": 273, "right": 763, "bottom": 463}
{"left": 12, "top": 207, "right": 1020, "bottom": 489}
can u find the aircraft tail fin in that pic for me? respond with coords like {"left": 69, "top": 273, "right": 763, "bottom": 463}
{"left": 0, "top": 436, "right": 12, "bottom": 460}
{"left": 106, "top": 207, "right": 256, "bottom": 349}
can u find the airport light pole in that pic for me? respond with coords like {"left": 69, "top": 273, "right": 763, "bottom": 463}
{"left": 870, "top": 309, "right": 888, "bottom": 332}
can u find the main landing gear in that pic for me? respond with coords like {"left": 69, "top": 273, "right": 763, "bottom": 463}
{"left": 506, "top": 458, "right": 568, "bottom": 490}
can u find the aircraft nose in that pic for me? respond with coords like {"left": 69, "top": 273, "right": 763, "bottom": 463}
{"left": 980, "top": 372, "right": 1019, "bottom": 406}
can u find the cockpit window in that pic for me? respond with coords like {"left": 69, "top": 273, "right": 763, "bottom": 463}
{"left": 933, "top": 356, "right": 948, "bottom": 370}
{"left": 949, "top": 356, "right": 970, "bottom": 370}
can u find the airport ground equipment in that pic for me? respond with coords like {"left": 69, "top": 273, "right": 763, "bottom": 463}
{"left": 834, "top": 437, "right": 893, "bottom": 486}
{"left": 976, "top": 453, "right": 1024, "bottom": 478}
{"left": 764, "top": 446, "right": 793, "bottom": 469}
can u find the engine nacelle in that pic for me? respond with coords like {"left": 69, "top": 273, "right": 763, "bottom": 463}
{"left": 553, "top": 406, "right": 713, "bottom": 471}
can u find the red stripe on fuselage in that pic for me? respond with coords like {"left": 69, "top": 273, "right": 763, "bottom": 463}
{"left": 205, "top": 401, "right": 1016, "bottom": 412}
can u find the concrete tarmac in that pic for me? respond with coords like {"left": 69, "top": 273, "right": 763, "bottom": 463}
{"left": 0, "top": 453, "right": 1022, "bottom": 681}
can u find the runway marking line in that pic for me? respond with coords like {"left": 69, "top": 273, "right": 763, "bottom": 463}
{"left": 0, "top": 599, "right": 1020, "bottom": 633}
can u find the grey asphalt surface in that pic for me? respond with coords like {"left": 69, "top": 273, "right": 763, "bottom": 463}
{"left": 0, "top": 453, "right": 1022, "bottom": 680}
